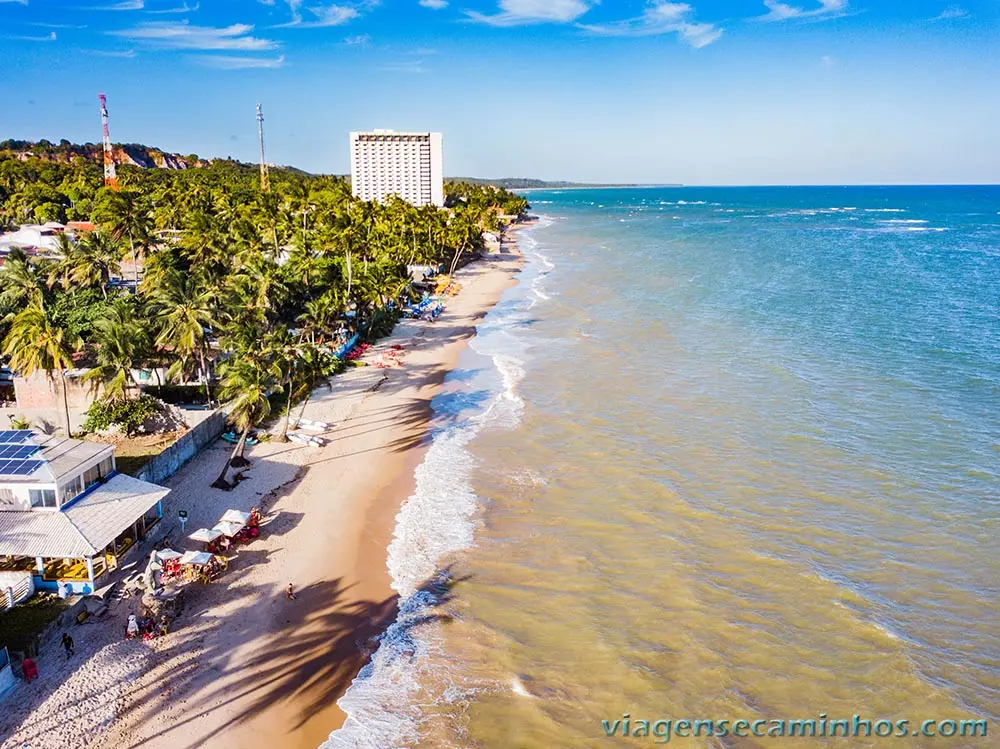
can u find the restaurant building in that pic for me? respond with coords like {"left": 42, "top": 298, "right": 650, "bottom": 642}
{"left": 0, "top": 430, "right": 169, "bottom": 596}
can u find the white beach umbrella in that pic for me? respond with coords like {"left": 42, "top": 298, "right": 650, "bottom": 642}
{"left": 178, "top": 551, "right": 213, "bottom": 566}
{"left": 155, "top": 548, "right": 183, "bottom": 561}
{"left": 188, "top": 527, "right": 223, "bottom": 544}
{"left": 220, "top": 509, "right": 250, "bottom": 525}
{"left": 213, "top": 520, "right": 245, "bottom": 538}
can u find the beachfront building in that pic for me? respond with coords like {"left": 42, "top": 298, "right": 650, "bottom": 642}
{"left": 0, "top": 430, "right": 169, "bottom": 596}
{"left": 350, "top": 130, "right": 444, "bottom": 208}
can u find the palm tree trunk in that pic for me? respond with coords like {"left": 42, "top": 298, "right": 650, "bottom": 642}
{"left": 128, "top": 233, "right": 138, "bottom": 293}
{"left": 199, "top": 350, "right": 212, "bottom": 407}
{"left": 57, "top": 369, "right": 72, "bottom": 438}
{"left": 280, "top": 376, "right": 294, "bottom": 441}
{"left": 212, "top": 424, "right": 249, "bottom": 489}
{"left": 346, "top": 251, "right": 353, "bottom": 302}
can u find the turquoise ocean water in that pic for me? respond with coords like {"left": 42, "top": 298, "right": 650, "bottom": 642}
{"left": 330, "top": 186, "right": 1000, "bottom": 747}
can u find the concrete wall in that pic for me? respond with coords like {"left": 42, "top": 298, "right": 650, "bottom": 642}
{"left": 134, "top": 409, "right": 226, "bottom": 486}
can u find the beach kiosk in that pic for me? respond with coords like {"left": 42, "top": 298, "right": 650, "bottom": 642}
{"left": 0, "top": 430, "right": 170, "bottom": 596}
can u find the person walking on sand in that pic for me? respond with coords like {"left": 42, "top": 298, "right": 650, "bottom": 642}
{"left": 61, "top": 632, "right": 74, "bottom": 658}
{"left": 285, "top": 583, "right": 296, "bottom": 600}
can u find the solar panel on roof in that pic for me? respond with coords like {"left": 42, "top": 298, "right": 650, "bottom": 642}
{"left": 0, "top": 459, "right": 44, "bottom": 477}
{"left": 0, "top": 430, "right": 34, "bottom": 445}
{"left": 0, "top": 445, "right": 39, "bottom": 459}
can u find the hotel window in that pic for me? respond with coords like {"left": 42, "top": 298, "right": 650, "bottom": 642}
{"left": 29, "top": 488, "right": 57, "bottom": 508}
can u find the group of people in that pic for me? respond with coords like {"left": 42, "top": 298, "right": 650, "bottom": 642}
{"left": 125, "top": 613, "right": 169, "bottom": 641}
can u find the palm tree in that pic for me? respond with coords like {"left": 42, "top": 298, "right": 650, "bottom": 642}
{"left": 147, "top": 272, "right": 219, "bottom": 406}
{"left": 0, "top": 248, "right": 45, "bottom": 311}
{"left": 47, "top": 232, "right": 122, "bottom": 299}
{"left": 98, "top": 188, "right": 153, "bottom": 292}
{"left": 3, "top": 303, "right": 80, "bottom": 436}
{"left": 212, "top": 355, "right": 274, "bottom": 489}
{"left": 82, "top": 299, "right": 149, "bottom": 401}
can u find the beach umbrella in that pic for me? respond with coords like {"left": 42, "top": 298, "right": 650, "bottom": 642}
{"left": 154, "top": 548, "right": 183, "bottom": 561}
{"left": 220, "top": 509, "right": 250, "bottom": 525}
{"left": 188, "top": 528, "right": 223, "bottom": 544}
{"left": 178, "top": 551, "right": 213, "bottom": 566}
{"left": 213, "top": 520, "right": 245, "bottom": 538}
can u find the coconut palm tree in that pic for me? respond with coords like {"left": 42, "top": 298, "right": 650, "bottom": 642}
{"left": 146, "top": 272, "right": 219, "bottom": 406}
{"left": 3, "top": 303, "right": 80, "bottom": 436}
{"left": 0, "top": 249, "right": 45, "bottom": 311}
{"left": 98, "top": 188, "right": 153, "bottom": 291}
{"left": 82, "top": 299, "right": 149, "bottom": 401}
{"left": 212, "top": 355, "right": 274, "bottom": 489}
{"left": 47, "top": 232, "right": 122, "bottom": 299}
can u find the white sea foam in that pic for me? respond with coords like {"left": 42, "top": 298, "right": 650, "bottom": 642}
{"left": 864, "top": 208, "right": 907, "bottom": 213}
{"left": 883, "top": 219, "right": 928, "bottom": 224}
{"left": 326, "top": 222, "right": 547, "bottom": 749}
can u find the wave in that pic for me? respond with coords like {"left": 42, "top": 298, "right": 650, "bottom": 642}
{"left": 883, "top": 219, "right": 928, "bottom": 224}
{"left": 326, "top": 224, "right": 546, "bottom": 749}
{"left": 864, "top": 208, "right": 907, "bottom": 213}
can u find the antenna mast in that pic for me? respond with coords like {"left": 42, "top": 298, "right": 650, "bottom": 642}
{"left": 98, "top": 94, "right": 119, "bottom": 191}
{"left": 257, "top": 103, "right": 270, "bottom": 193}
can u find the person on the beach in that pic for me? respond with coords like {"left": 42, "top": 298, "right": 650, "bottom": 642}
{"left": 158, "top": 615, "right": 169, "bottom": 637}
{"left": 61, "top": 632, "right": 74, "bottom": 658}
{"left": 126, "top": 614, "right": 140, "bottom": 639}
{"left": 285, "top": 583, "right": 296, "bottom": 600}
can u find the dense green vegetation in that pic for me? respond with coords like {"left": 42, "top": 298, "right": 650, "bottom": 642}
{"left": 0, "top": 148, "right": 529, "bottom": 486}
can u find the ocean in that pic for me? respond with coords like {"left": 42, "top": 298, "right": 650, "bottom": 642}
{"left": 327, "top": 186, "right": 1000, "bottom": 748}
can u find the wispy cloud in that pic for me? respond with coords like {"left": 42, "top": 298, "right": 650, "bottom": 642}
{"left": 756, "top": 0, "right": 848, "bottom": 22}
{"left": 0, "top": 0, "right": 29, "bottom": 5}
{"left": 274, "top": 1, "right": 374, "bottom": 27}
{"left": 110, "top": 21, "right": 278, "bottom": 50}
{"left": 29, "top": 22, "right": 88, "bottom": 28}
{"left": 579, "top": 2, "right": 723, "bottom": 48}
{"left": 83, "top": 48, "right": 138, "bottom": 57}
{"left": 465, "top": 0, "right": 593, "bottom": 27}
{"left": 380, "top": 60, "right": 428, "bottom": 73}
{"left": 7, "top": 31, "right": 57, "bottom": 41}
{"left": 88, "top": 0, "right": 145, "bottom": 9}
{"left": 192, "top": 53, "right": 285, "bottom": 68}
{"left": 820, "top": 54, "right": 836, "bottom": 66}
{"left": 344, "top": 33, "right": 371, "bottom": 44}
{"left": 419, "top": 0, "right": 448, "bottom": 9}
{"left": 147, "top": 1, "right": 200, "bottom": 13}
{"left": 931, "top": 5, "right": 969, "bottom": 20}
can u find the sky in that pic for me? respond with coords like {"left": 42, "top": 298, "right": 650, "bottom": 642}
{"left": 0, "top": 0, "right": 998, "bottom": 184}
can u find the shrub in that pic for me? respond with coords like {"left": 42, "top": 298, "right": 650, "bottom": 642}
{"left": 83, "top": 395, "right": 160, "bottom": 437}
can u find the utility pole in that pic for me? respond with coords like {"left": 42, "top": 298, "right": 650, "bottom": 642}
{"left": 257, "top": 103, "right": 270, "bottom": 193}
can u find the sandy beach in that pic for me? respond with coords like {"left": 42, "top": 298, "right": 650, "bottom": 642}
{"left": 0, "top": 231, "right": 525, "bottom": 749}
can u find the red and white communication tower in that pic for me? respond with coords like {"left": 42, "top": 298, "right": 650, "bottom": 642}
{"left": 98, "top": 93, "right": 119, "bottom": 192}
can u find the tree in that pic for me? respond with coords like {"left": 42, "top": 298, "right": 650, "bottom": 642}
{"left": 47, "top": 232, "right": 121, "bottom": 299}
{"left": 3, "top": 303, "right": 80, "bottom": 436}
{"left": 97, "top": 187, "right": 153, "bottom": 291}
{"left": 82, "top": 298, "right": 149, "bottom": 401}
{"left": 147, "top": 272, "right": 218, "bottom": 406}
{"left": 212, "top": 355, "right": 274, "bottom": 489}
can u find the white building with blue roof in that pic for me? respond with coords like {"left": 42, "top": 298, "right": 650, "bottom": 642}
{"left": 0, "top": 430, "right": 170, "bottom": 596}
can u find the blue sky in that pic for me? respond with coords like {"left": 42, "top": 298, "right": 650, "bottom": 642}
{"left": 1, "top": 0, "right": 998, "bottom": 184}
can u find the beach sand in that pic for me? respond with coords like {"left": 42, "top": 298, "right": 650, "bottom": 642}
{"left": 87, "top": 236, "right": 523, "bottom": 749}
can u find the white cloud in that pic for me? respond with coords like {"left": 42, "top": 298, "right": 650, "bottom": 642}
{"left": 380, "top": 60, "right": 428, "bottom": 73}
{"left": 84, "top": 48, "right": 138, "bottom": 56}
{"left": 87, "top": 0, "right": 144, "bottom": 9}
{"left": 756, "top": 0, "right": 847, "bottom": 22}
{"left": 192, "top": 53, "right": 285, "bottom": 69}
{"left": 110, "top": 21, "right": 278, "bottom": 50}
{"left": 7, "top": 31, "right": 57, "bottom": 41}
{"left": 419, "top": 0, "right": 448, "bottom": 8}
{"left": 932, "top": 5, "right": 969, "bottom": 20}
{"left": 465, "top": 0, "right": 592, "bottom": 26}
{"left": 344, "top": 33, "right": 371, "bottom": 44}
{"left": 0, "top": 0, "right": 29, "bottom": 5}
{"left": 820, "top": 54, "right": 835, "bottom": 65}
{"left": 579, "top": 2, "right": 723, "bottom": 48}
{"left": 274, "top": 0, "right": 373, "bottom": 27}
{"left": 148, "top": 1, "right": 200, "bottom": 13}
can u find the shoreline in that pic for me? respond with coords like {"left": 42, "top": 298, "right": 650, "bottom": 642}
{"left": 109, "top": 226, "right": 527, "bottom": 749}
{"left": 0, "top": 226, "right": 528, "bottom": 749}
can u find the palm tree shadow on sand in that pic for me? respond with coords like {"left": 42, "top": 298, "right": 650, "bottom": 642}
{"left": 119, "top": 568, "right": 465, "bottom": 749}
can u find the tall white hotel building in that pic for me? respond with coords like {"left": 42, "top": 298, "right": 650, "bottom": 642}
{"left": 349, "top": 130, "right": 445, "bottom": 208}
